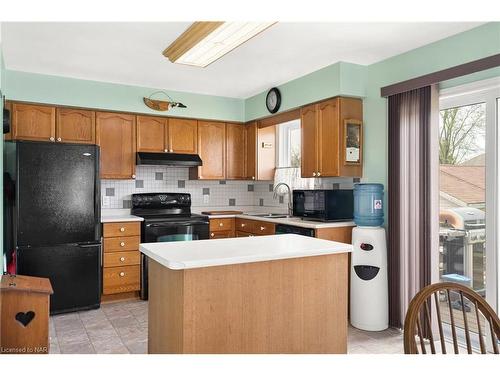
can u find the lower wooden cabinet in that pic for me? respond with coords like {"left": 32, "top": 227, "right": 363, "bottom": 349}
{"left": 210, "top": 230, "right": 234, "bottom": 239}
{"left": 103, "top": 236, "right": 141, "bottom": 252}
{"left": 103, "top": 265, "right": 141, "bottom": 295}
{"left": 102, "top": 222, "right": 141, "bottom": 298}
{"left": 209, "top": 218, "right": 235, "bottom": 238}
{"left": 235, "top": 218, "right": 275, "bottom": 236}
{"left": 205, "top": 217, "right": 354, "bottom": 243}
{"left": 235, "top": 230, "right": 254, "bottom": 237}
{"left": 103, "top": 251, "right": 141, "bottom": 268}
{"left": 315, "top": 226, "right": 354, "bottom": 243}
{"left": 103, "top": 222, "right": 140, "bottom": 238}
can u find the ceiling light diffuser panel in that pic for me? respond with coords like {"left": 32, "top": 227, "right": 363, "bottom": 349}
{"left": 164, "top": 22, "right": 276, "bottom": 68}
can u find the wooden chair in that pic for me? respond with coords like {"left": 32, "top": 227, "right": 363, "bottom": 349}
{"left": 404, "top": 282, "right": 500, "bottom": 354}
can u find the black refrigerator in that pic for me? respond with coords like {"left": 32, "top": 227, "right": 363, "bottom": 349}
{"left": 4, "top": 140, "right": 102, "bottom": 314}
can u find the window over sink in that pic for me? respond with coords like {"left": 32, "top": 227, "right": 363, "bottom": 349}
{"left": 275, "top": 119, "right": 315, "bottom": 190}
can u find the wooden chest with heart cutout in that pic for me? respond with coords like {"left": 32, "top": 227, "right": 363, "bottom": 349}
{"left": 1, "top": 274, "right": 53, "bottom": 354}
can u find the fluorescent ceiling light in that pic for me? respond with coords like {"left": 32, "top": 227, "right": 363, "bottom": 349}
{"left": 163, "top": 22, "right": 276, "bottom": 68}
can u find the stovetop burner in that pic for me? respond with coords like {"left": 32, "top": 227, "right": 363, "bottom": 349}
{"left": 131, "top": 192, "right": 208, "bottom": 222}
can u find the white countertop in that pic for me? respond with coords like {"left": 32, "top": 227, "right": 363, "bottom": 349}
{"left": 200, "top": 213, "right": 354, "bottom": 229}
{"left": 101, "top": 208, "right": 354, "bottom": 228}
{"left": 140, "top": 234, "right": 352, "bottom": 270}
{"left": 235, "top": 214, "right": 355, "bottom": 229}
{"left": 101, "top": 209, "right": 144, "bottom": 223}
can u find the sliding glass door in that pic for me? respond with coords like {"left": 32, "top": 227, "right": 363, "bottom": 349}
{"left": 438, "top": 78, "right": 499, "bottom": 341}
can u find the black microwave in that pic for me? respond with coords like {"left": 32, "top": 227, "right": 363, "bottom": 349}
{"left": 292, "top": 189, "right": 354, "bottom": 222}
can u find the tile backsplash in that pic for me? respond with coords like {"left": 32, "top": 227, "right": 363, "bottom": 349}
{"left": 101, "top": 166, "right": 356, "bottom": 209}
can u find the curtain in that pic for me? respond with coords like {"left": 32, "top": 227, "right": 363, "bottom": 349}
{"left": 388, "top": 86, "right": 438, "bottom": 328}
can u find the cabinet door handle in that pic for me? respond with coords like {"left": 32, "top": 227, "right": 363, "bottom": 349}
{"left": 119, "top": 272, "right": 125, "bottom": 277}
{"left": 120, "top": 257, "right": 125, "bottom": 262}
{"left": 252, "top": 176, "right": 255, "bottom": 180}
{"left": 317, "top": 172, "right": 321, "bottom": 176}
{"left": 219, "top": 222, "right": 224, "bottom": 227}
{"left": 170, "top": 149, "right": 173, "bottom": 152}
{"left": 120, "top": 242, "right": 125, "bottom": 247}
{"left": 210, "top": 232, "right": 215, "bottom": 237}
{"left": 164, "top": 149, "right": 169, "bottom": 153}
{"left": 120, "top": 227, "right": 125, "bottom": 232}
{"left": 57, "top": 137, "right": 62, "bottom": 142}
{"left": 312, "top": 172, "right": 316, "bottom": 177}
{"left": 260, "top": 226, "right": 265, "bottom": 231}
{"left": 241, "top": 223, "right": 245, "bottom": 227}
{"left": 49, "top": 137, "right": 55, "bottom": 142}
{"left": 131, "top": 174, "right": 136, "bottom": 179}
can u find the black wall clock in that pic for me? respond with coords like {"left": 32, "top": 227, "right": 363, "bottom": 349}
{"left": 266, "top": 87, "right": 281, "bottom": 114}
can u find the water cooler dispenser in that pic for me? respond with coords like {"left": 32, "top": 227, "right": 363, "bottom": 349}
{"left": 350, "top": 183, "right": 389, "bottom": 331}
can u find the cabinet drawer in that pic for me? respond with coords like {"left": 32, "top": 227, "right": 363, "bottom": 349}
{"left": 253, "top": 220, "right": 275, "bottom": 235}
{"left": 103, "top": 222, "right": 140, "bottom": 238}
{"left": 235, "top": 218, "right": 256, "bottom": 233}
{"left": 104, "top": 251, "right": 140, "bottom": 268}
{"left": 235, "top": 230, "right": 255, "bottom": 238}
{"left": 209, "top": 218, "right": 234, "bottom": 232}
{"left": 103, "top": 236, "right": 140, "bottom": 252}
{"left": 209, "top": 230, "right": 234, "bottom": 239}
{"left": 103, "top": 265, "right": 140, "bottom": 295}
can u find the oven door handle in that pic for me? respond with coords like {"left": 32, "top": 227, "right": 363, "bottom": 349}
{"left": 146, "top": 222, "right": 208, "bottom": 228}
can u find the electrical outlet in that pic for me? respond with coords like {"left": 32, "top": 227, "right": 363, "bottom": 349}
{"left": 203, "top": 195, "right": 209, "bottom": 204}
{"left": 102, "top": 196, "right": 111, "bottom": 207}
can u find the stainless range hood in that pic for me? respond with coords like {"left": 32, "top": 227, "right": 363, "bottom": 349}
{"left": 136, "top": 152, "right": 202, "bottom": 167}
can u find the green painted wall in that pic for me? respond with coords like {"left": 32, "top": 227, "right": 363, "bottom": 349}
{"left": 362, "top": 22, "right": 500, "bottom": 193}
{"left": 245, "top": 62, "right": 367, "bottom": 120}
{"left": 440, "top": 66, "right": 500, "bottom": 90}
{"left": 5, "top": 70, "right": 246, "bottom": 122}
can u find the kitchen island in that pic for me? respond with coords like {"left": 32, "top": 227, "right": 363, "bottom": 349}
{"left": 140, "top": 234, "right": 351, "bottom": 354}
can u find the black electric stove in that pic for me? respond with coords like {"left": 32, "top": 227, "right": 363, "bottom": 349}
{"left": 131, "top": 193, "right": 209, "bottom": 300}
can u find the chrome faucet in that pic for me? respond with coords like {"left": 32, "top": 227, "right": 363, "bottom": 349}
{"left": 273, "top": 182, "right": 293, "bottom": 216}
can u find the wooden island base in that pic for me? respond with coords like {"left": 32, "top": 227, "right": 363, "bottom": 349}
{"left": 148, "top": 253, "right": 348, "bottom": 354}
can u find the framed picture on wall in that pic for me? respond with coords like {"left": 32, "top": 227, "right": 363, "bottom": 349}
{"left": 344, "top": 119, "right": 362, "bottom": 165}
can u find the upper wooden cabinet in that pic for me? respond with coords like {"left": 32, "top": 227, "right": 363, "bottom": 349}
{"left": 257, "top": 125, "right": 276, "bottom": 181}
{"left": 245, "top": 122, "right": 257, "bottom": 180}
{"left": 300, "top": 97, "right": 363, "bottom": 178}
{"left": 136, "top": 116, "right": 198, "bottom": 154}
{"left": 9, "top": 103, "right": 96, "bottom": 145}
{"left": 56, "top": 108, "right": 96, "bottom": 144}
{"left": 136, "top": 115, "right": 167, "bottom": 152}
{"left": 195, "top": 121, "right": 226, "bottom": 180}
{"left": 168, "top": 118, "right": 198, "bottom": 154}
{"left": 11, "top": 103, "right": 56, "bottom": 142}
{"left": 317, "top": 99, "right": 340, "bottom": 177}
{"left": 96, "top": 112, "right": 137, "bottom": 179}
{"left": 244, "top": 121, "right": 275, "bottom": 181}
{"left": 300, "top": 104, "right": 318, "bottom": 178}
{"left": 226, "top": 123, "right": 246, "bottom": 180}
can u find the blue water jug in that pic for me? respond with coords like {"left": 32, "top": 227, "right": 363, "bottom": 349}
{"left": 353, "top": 183, "right": 384, "bottom": 227}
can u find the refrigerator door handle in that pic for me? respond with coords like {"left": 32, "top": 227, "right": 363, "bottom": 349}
{"left": 76, "top": 242, "right": 102, "bottom": 248}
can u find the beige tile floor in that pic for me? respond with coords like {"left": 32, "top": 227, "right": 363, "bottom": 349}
{"left": 49, "top": 299, "right": 403, "bottom": 354}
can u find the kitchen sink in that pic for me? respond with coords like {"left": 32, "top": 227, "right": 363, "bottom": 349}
{"left": 247, "top": 213, "right": 292, "bottom": 219}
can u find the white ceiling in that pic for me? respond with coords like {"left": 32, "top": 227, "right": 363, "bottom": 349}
{"left": 2, "top": 22, "right": 484, "bottom": 98}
